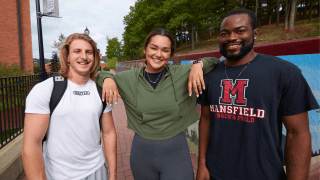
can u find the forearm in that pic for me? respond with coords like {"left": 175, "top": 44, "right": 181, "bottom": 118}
{"left": 97, "top": 71, "right": 114, "bottom": 87}
{"left": 201, "top": 57, "right": 219, "bottom": 75}
{"left": 285, "top": 132, "right": 311, "bottom": 180}
{"left": 103, "top": 131, "right": 117, "bottom": 179}
{"left": 198, "top": 117, "right": 211, "bottom": 167}
{"left": 22, "top": 144, "right": 46, "bottom": 180}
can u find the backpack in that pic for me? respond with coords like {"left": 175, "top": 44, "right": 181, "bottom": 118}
{"left": 43, "top": 75, "right": 107, "bottom": 142}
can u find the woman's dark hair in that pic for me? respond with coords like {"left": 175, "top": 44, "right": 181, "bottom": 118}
{"left": 219, "top": 8, "right": 258, "bottom": 31}
{"left": 144, "top": 28, "right": 175, "bottom": 57}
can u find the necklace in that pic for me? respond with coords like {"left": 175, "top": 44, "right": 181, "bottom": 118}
{"left": 144, "top": 69, "right": 164, "bottom": 84}
{"left": 224, "top": 55, "right": 255, "bottom": 90}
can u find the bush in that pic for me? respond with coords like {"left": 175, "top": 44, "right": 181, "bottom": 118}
{"left": 307, "top": 30, "right": 320, "bottom": 37}
{"left": 33, "top": 64, "right": 40, "bottom": 74}
{"left": 103, "top": 67, "right": 111, "bottom": 71}
{"left": 0, "top": 63, "right": 37, "bottom": 111}
{"left": 278, "top": 25, "right": 312, "bottom": 41}
{"left": 0, "top": 62, "right": 29, "bottom": 77}
{"left": 183, "top": 128, "right": 199, "bottom": 145}
{"left": 183, "top": 128, "right": 188, "bottom": 136}
{"left": 190, "top": 129, "right": 199, "bottom": 145}
{"left": 106, "top": 57, "right": 118, "bottom": 70}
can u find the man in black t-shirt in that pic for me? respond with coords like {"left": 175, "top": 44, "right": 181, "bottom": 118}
{"left": 196, "top": 9, "right": 320, "bottom": 180}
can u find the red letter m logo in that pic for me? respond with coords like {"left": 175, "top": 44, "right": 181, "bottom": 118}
{"left": 219, "top": 79, "right": 249, "bottom": 106}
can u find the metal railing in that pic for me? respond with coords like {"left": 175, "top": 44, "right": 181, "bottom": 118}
{"left": 116, "top": 60, "right": 145, "bottom": 73}
{"left": 0, "top": 72, "right": 57, "bottom": 149}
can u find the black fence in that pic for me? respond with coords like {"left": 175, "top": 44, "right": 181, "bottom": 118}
{"left": 0, "top": 72, "right": 56, "bottom": 149}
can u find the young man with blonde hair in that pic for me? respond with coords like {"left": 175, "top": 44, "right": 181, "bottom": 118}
{"left": 22, "top": 33, "right": 117, "bottom": 180}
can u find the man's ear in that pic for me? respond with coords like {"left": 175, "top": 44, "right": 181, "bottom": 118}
{"left": 254, "top": 28, "right": 259, "bottom": 39}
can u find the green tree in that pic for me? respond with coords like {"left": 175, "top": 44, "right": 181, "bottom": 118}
{"left": 121, "top": 0, "right": 237, "bottom": 58}
{"left": 106, "top": 57, "right": 118, "bottom": 70}
{"left": 122, "top": 0, "right": 168, "bottom": 60}
{"left": 106, "top": 37, "right": 123, "bottom": 60}
{"left": 49, "top": 52, "right": 61, "bottom": 72}
{"left": 289, "top": 0, "right": 297, "bottom": 30}
{"left": 52, "top": 33, "right": 66, "bottom": 56}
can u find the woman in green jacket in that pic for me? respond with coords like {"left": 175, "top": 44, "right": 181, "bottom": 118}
{"left": 97, "top": 28, "right": 218, "bottom": 180}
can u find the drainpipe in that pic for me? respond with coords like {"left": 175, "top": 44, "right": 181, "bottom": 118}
{"left": 16, "top": 0, "right": 23, "bottom": 70}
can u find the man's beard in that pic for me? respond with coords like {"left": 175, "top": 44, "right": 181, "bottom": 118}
{"left": 220, "top": 37, "right": 254, "bottom": 61}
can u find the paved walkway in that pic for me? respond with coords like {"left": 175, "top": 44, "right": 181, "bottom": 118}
{"left": 20, "top": 98, "right": 198, "bottom": 180}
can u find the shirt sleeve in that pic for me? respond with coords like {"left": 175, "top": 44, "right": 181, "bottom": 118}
{"left": 25, "top": 78, "right": 53, "bottom": 114}
{"left": 201, "top": 57, "right": 219, "bottom": 75}
{"left": 279, "top": 68, "right": 320, "bottom": 116}
{"left": 171, "top": 57, "right": 219, "bottom": 77}
{"left": 97, "top": 71, "right": 114, "bottom": 88}
{"left": 97, "top": 69, "right": 139, "bottom": 106}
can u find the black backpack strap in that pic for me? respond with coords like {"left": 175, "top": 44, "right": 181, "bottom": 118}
{"left": 50, "top": 75, "right": 68, "bottom": 115}
{"left": 96, "top": 83, "right": 107, "bottom": 114}
{"left": 43, "top": 75, "right": 67, "bottom": 144}
{"left": 96, "top": 83, "right": 107, "bottom": 130}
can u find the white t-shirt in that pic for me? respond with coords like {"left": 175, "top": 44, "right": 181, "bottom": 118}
{"left": 25, "top": 77, "right": 114, "bottom": 180}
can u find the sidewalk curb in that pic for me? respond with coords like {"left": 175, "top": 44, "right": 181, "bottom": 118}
{"left": 0, "top": 133, "right": 24, "bottom": 180}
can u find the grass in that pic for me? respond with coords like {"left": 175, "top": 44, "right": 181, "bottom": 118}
{"left": 175, "top": 17, "right": 319, "bottom": 55}
{"left": 186, "top": 137, "right": 199, "bottom": 158}
{"left": 184, "top": 128, "right": 199, "bottom": 157}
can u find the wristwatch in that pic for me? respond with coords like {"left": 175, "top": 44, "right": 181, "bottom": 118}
{"left": 193, "top": 59, "right": 202, "bottom": 64}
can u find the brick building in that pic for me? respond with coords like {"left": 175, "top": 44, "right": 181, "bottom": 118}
{"left": 0, "top": 0, "right": 33, "bottom": 72}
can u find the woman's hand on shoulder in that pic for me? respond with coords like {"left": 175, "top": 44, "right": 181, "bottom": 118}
{"left": 188, "top": 62, "right": 205, "bottom": 97}
{"left": 102, "top": 78, "right": 121, "bottom": 106}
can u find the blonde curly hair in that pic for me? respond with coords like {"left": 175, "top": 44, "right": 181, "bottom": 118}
{"left": 59, "top": 33, "right": 100, "bottom": 81}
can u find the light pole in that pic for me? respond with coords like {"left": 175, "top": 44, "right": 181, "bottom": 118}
{"left": 35, "top": 0, "right": 47, "bottom": 81}
{"left": 185, "top": 30, "right": 189, "bottom": 54}
{"left": 84, "top": 26, "right": 90, "bottom": 36}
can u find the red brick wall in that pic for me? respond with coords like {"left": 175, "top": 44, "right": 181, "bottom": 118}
{"left": 20, "top": 0, "right": 33, "bottom": 72}
{"left": 0, "top": 0, "right": 33, "bottom": 73}
{"left": 45, "top": 64, "right": 51, "bottom": 72}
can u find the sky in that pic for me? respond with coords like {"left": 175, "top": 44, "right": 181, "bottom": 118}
{"left": 29, "top": 0, "right": 137, "bottom": 59}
